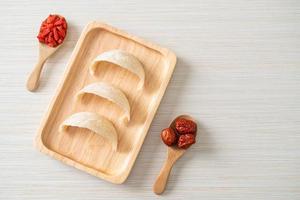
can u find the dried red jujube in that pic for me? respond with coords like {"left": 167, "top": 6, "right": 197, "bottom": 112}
{"left": 161, "top": 128, "right": 177, "bottom": 146}
{"left": 177, "top": 134, "right": 196, "bottom": 149}
{"left": 175, "top": 118, "right": 197, "bottom": 135}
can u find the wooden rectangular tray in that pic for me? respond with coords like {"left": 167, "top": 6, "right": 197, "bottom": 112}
{"left": 36, "top": 22, "right": 176, "bottom": 184}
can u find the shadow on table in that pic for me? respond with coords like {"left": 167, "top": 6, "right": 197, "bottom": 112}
{"left": 122, "top": 57, "right": 215, "bottom": 193}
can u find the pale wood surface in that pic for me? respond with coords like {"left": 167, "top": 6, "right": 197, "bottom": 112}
{"left": 153, "top": 147, "right": 186, "bottom": 195}
{"left": 153, "top": 115, "right": 195, "bottom": 194}
{"left": 0, "top": 0, "right": 300, "bottom": 199}
{"left": 36, "top": 22, "right": 176, "bottom": 184}
{"left": 27, "top": 43, "right": 60, "bottom": 91}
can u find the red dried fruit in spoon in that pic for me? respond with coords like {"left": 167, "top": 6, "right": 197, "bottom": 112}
{"left": 161, "top": 128, "right": 177, "bottom": 146}
{"left": 175, "top": 118, "right": 197, "bottom": 135}
{"left": 37, "top": 14, "right": 67, "bottom": 48}
{"left": 177, "top": 134, "right": 196, "bottom": 149}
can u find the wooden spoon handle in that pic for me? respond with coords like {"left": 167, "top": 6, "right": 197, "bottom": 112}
{"left": 153, "top": 158, "right": 175, "bottom": 195}
{"left": 26, "top": 58, "right": 46, "bottom": 91}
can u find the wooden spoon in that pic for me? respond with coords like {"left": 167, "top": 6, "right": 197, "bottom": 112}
{"left": 26, "top": 43, "right": 60, "bottom": 92}
{"left": 153, "top": 115, "right": 197, "bottom": 195}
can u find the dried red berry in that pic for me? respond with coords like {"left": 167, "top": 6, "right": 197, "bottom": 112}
{"left": 37, "top": 14, "right": 67, "bottom": 47}
{"left": 175, "top": 118, "right": 197, "bottom": 135}
{"left": 53, "top": 28, "right": 59, "bottom": 41}
{"left": 40, "top": 28, "right": 50, "bottom": 37}
{"left": 178, "top": 134, "right": 196, "bottom": 149}
{"left": 161, "top": 128, "right": 177, "bottom": 146}
{"left": 54, "top": 19, "right": 64, "bottom": 26}
{"left": 46, "top": 15, "right": 56, "bottom": 23}
{"left": 47, "top": 23, "right": 54, "bottom": 29}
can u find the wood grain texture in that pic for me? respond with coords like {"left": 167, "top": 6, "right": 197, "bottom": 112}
{"left": 36, "top": 22, "right": 176, "bottom": 184}
{"left": 153, "top": 115, "right": 195, "bottom": 194}
{"left": 153, "top": 147, "right": 185, "bottom": 195}
{"left": 26, "top": 43, "right": 60, "bottom": 91}
{"left": 0, "top": 0, "right": 300, "bottom": 199}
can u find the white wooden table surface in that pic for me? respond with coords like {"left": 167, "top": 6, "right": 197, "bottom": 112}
{"left": 1, "top": 0, "right": 300, "bottom": 199}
